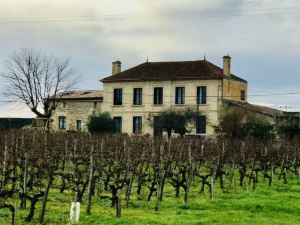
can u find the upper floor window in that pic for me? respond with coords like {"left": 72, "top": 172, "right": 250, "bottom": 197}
{"left": 175, "top": 87, "right": 185, "bottom": 104}
{"left": 113, "top": 88, "right": 122, "bottom": 105}
{"left": 154, "top": 87, "right": 163, "bottom": 105}
{"left": 133, "top": 116, "right": 142, "bottom": 133}
{"left": 113, "top": 117, "right": 122, "bottom": 133}
{"left": 196, "top": 116, "right": 206, "bottom": 134}
{"left": 76, "top": 120, "right": 82, "bottom": 131}
{"left": 133, "top": 88, "right": 143, "bottom": 105}
{"left": 197, "top": 86, "right": 207, "bottom": 104}
{"left": 58, "top": 116, "right": 66, "bottom": 129}
{"left": 241, "top": 90, "right": 246, "bottom": 101}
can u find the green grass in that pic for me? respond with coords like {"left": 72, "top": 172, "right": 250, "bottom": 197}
{"left": 1, "top": 179, "right": 300, "bottom": 225}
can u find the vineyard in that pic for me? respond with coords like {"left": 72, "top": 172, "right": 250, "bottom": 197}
{"left": 0, "top": 131, "right": 300, "bottom": 225}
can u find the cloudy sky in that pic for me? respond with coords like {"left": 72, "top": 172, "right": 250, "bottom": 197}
{"left": 0, "top": 0, "right": 300, "bottom": 117}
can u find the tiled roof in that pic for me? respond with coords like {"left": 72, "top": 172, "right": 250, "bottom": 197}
{"left": 48, "top": 90, "right": 103, "bottom": 100}
{"left": 101, "top": 60, "right": 247, "bottom": 83}
{"left": 223, "top": 99, "right": 284, "bottom": 117}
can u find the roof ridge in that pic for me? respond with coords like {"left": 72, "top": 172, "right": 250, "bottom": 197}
{"left": 203, "top": 60, "right": 223, "bottom": 76}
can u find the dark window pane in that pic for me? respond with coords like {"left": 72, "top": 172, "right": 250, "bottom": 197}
{"left": 154, "top": 87, "right": 163, "bottom": 105}
{"left": 241, "top": 90, "right": 246, "bottom": 101}
{"left": 113, "top": 117, "right": 122, "bottom": 133}
{"left": 196, "top": 116, "right": 206, "bottom": 134}
{"left": 133, "top": 116, "right": 142, "bottom": 133}
{"left": 175, "top": 87, "right": 185, "bottom": 104}
{"left": 114, "top": 88, "right": 122, "bottom": 105}
{"left": 197, "top": 86, "right": 207, "bottom": 104}
{"left": 76, "top": 120, "right": 82, "bottom": 131}
{"left": 58, "top": 116, "right": 66, "bottom": 129}
{"left": 153, "top": 116, "right": 162, "bottom": 136}
{"left": 133, "top": 88, "right": 143, "bottom": 105}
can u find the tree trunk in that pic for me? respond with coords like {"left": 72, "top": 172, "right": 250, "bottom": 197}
{"left": 86, "top": 149, "right": 94, "bottom": 214}
{"left": 39, "top": 168, "right": 54, "bottom": 224}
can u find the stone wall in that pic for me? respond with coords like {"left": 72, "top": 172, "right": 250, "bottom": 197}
{"left": 49, "top": 100, "right": 102, "bottom": 132}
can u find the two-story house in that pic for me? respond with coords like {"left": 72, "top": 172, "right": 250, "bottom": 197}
{"left": 101, "top": 56, "right": 248, "bottom": 135}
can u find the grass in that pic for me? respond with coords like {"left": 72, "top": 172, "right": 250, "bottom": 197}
{"left": 1, "top": 179, "right": 300, "bottom": 225}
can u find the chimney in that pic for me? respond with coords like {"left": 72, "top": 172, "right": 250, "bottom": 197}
{"left": 112, "top": 60, "right": 121, "bottom": 75}
{"left": 223, "top": 55, "right": 231, "bottom": 77}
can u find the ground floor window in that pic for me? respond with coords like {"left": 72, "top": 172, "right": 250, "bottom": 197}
{"left": 113, "top": 117, "right": 122, "bottom": 133}
{"left": 76, "top": 120, "right": 82, "bottom": 131}
{"left": 58, "top": 116, "right": 66, "bottom": 130}
{"left": 196, "top": 116, "right": 206, "bottom": 134}
{"left": 133, "top": 116, "right": 142, "bottom": 134}
{"left": 153, "top": 116, "right": 162, "bottom": 136}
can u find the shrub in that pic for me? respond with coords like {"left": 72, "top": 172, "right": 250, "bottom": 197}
{"left": 87, "top": 112, "right": 113, "bottom": 133}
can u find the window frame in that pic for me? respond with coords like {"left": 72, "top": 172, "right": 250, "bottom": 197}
{"left": 76, "top": 120, "right": 82, "bottom": 131}
{"left": 175, "top": 87, "right": 185, "bottom": 104}
{"left": 241, "top": 90, "right": 246, "bottom": 101}
{"left": 58, "top": 116, "right": 66, "bottom": 130}
{"left": 133, "top": 116, "right": 142, "bottom": 134}
{"left": 197, "top": 86, "right": 207, "bottom": 104}
{"left": 113, "top": 117, "right": 122, "bottom": 133}
{"left": 154, "top": 87, "right": 163, "bottom": 105}
{"left": 113, "top": 88, "right": 123, "bottom": 105}
{"left": 133, "top": 88, "right": 143, "bottom": 105}
{"left": 196, "top": 115, "right": 206, "bottom": 134}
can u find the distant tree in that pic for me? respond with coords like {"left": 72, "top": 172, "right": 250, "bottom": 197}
{"left": 149, "top": 107, "right": 199, "bottom": 137}
{"left": 87, "top": 112, "right": 114, "bottom": 134}
{"left": 215, "top": 108, "right": 247, "bottom": 139}
{"left": 215, "top": 107, "right": 274, "bottom": 140}
{"left": 1, "top": 48, "right": 77, "bottom": 119}
{"left": 245, "top": 115, "right": 275, "bottom": 140}
{"left": 276, "top": 121, "right": 300, "bottom": 141}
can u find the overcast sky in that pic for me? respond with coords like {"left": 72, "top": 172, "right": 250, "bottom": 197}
{"left": 0, "top": 0, "right": 300, "bottom": 117}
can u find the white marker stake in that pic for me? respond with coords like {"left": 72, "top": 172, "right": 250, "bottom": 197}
{"left": 70, "top": 202, "right": 80, "bottom": 224}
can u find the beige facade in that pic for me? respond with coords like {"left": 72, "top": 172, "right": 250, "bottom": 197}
{"left": 101, "top": 57, "right": 248, "bottom": 135}
{"left": 102, "top": 80, "right": 224, "bottom": 135}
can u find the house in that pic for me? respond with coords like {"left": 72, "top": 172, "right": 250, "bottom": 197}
{"left": 101, "top": 56, "right": 248, "bottom": 135}
{"left": 47, "top": 90, "right": 103, "bottom": 131}
{"left": 51, "top": 55, "right": 294, "bottom": 136}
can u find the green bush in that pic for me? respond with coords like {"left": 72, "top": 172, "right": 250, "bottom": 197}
{"left": 87, "top": 112, "right": 113, "bottom": 134}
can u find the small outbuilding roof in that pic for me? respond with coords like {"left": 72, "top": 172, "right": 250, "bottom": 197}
{"left": 223, "top": 99, "right": 284, "bottom": 117}
{"left": 48, "top": 90, "right": 103, "bottom": 101}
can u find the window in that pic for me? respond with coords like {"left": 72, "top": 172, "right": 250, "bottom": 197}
{"left": 197, "top": 86, "right": 207, "bottom": 104}
{"left": 76, "top": 120, "right": 82, "bottom": 131}
{"left": 133, "top": 88, "right": 143, "bottom": 105}
{"left": 175, "top": 87, "right": 185, "bottom": 104}
{"left": 133, "top": 116, "right": 142, "bottom": 133}
{"left": 113, "top": 117, "right": 122, "bottom": 133}
{"left": 113, "top": 88, "right": 122, "bottom": 105}
{"left": 153, "top": 116, "right": 162, "bottom": 136}
{"left": 58, "top": 116, "right": 66, "bottom": 129}
{"left": 154, "top": 87, "right": 163, "bottom": 105}
{"left": 196, "top": 116, "right": 206, "bottom": 134}
{"left": 62, "top": 102, "right": 66, "bottom": 108}
{"left": 241, "top": 90, "right": 246, "bottom": 101}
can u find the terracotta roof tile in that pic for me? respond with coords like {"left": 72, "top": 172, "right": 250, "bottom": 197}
{"left": 101, "top": 60, "right": 247, "bottom": 83}
{"left": 49, "top": 90, "right": 103, "bottom": 100}
{"left": 223, "top": 99, "right": 284, "bottom": 117}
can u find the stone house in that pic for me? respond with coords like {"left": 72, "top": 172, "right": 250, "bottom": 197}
{"left": 101, "top": 56, "right": 247, "bottom": 135}
{"left": 47, "top": 90, "right": 103, "bottom": 132}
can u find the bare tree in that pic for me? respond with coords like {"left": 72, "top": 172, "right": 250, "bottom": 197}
{"left": 1, "top": 48, "right": 77, "bottom": 118}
